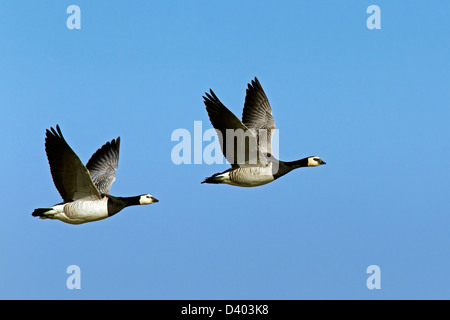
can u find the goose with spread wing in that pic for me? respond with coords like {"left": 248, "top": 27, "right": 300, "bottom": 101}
{"left": 201, "top": 77, "right": 326, "bottom": 187}
{"left": 32, "top": 125, "right": 158, "bottom": 224}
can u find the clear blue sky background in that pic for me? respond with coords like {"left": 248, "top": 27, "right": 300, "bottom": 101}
{"left": 0, "top": 0, "right": 449, "bottom": 299}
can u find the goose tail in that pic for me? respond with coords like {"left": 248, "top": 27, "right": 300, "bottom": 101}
{"left": 32, "top": 208, "right": 52, "bottom": 218}
{"left": 201, "top": 176, "right": 222, "bottom": 184}
{"left": 201, "top": 170, "right": 230, "bottom": 184}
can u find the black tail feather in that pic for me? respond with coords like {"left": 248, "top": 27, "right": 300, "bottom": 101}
{"left": 32, "top": 208, "right": 51, "bottom": 217}
{"left": 201, "top": 173, "right": 223, "bottom": 184}
{"left": 201, "top": 177, "right": 219, "bottom": 184}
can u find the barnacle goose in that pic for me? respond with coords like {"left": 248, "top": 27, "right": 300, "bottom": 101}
{"left": 202, "top": 77, "right": 326, "bottom": 187}
{"left": 32, "top": 125, "right": 158, "bottom": 224}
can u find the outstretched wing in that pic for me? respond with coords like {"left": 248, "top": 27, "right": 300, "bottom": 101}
{"left": 45, "top": 125, "right": 102, "bottom": 202}
{"left": 85, "top": 137, "right": 120, "bottom": 195}
{"left": 242, "top": 77, "right": 276, "bottom": 155}
{"left": 203, "top": 89, "right": 267, "bottom": 167}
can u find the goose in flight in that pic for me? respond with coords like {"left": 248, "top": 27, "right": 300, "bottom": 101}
{"left": 32, "top": 125, "right": 158, "bottom": 224}
{"left": 202, "top": 77, "right": 326, "bottom": 187}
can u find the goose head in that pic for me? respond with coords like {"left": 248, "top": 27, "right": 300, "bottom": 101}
{"left": 139, "top": 194, "right": 159, "bottom": 205}
{"left": 307, "top": 156, "right": 326, "bottom": 167}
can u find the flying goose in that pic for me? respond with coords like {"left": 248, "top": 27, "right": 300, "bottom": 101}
{"left": 201, "top": 77, "right": 326, "bottom": 187}
{"left": 32, "top": 125, "right": 158, "bottom": 224}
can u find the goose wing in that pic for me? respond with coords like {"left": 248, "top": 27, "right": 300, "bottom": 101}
{"left": 85, "top": 137, "right": 120, "bottom": 194}
{"left": 241, "top": 77, "right": 276, "bottom": 155}
{"left": 203, "top": 89, "right": 267, "bottom": 167}
{"left": 45, "top": 125, "right": 102, "bottom": 202}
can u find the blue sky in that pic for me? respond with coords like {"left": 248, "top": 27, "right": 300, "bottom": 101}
{"left": 0, "top": 0, "right": 449, "bottom": 299}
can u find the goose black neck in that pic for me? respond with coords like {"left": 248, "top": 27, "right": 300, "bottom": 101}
{"left": 273, "top": 157, "right": 309, "bottom": 180}
{"left": 283, "top": 157, "right": 309, "bottom": 169}
{"left": 107, "top": 195, "right": 141, "bottom": 216}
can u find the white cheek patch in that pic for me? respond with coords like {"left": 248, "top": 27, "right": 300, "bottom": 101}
{"left": 140, "top": 195, "right": 155, "bottom": 204}
{"left": 308, "top": 158, "right": 318, "bottom": 167}
{"left": 140, "top": 196, "right": 148, "bottom": 204}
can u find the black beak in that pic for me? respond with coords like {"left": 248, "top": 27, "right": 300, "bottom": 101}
{"left": 320, "top": 160, "right": 326, "bottom": 165}
{"left": 151, "top": 197, "right": 159, "bottom": 203}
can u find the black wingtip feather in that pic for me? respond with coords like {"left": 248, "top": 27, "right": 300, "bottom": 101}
{"left": 203, "top": 89, "right": 218, "bottom": 103}
{"left": 46, "top": 124, "right": 64, "bottom": 140}
{"left": 248, "top": 77, "right": 262, "bottom": 92}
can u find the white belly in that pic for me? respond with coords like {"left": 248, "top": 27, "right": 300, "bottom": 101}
{"left": 225, "top": 165, "right": 275, "bottom": 187}
{"left": 53, "top": 198, "right": 109, "bottom": 224}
